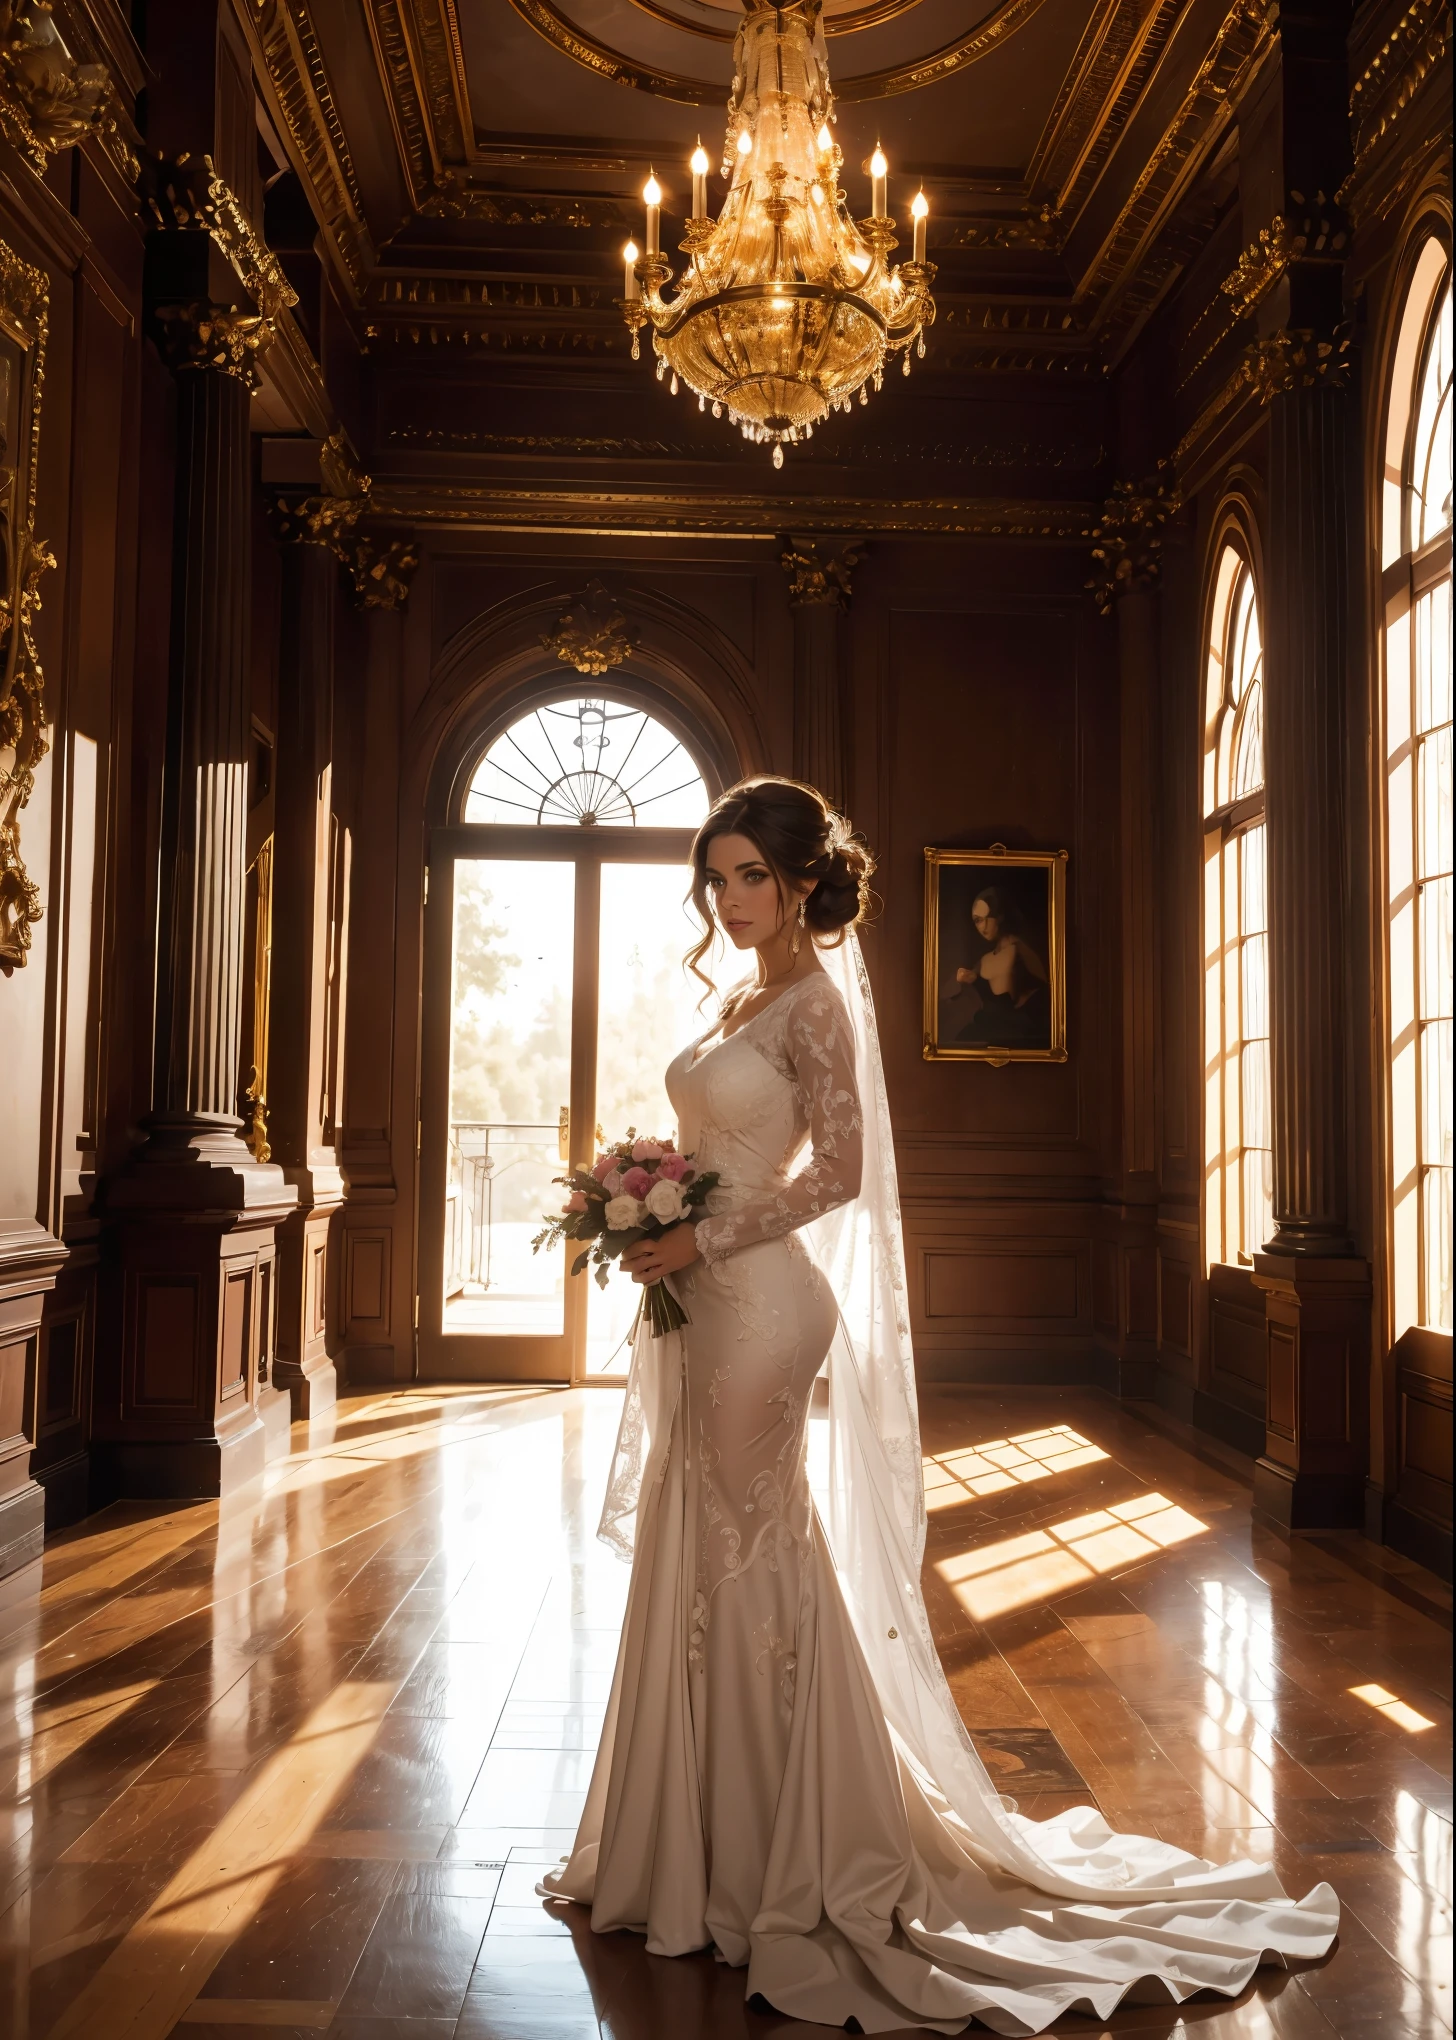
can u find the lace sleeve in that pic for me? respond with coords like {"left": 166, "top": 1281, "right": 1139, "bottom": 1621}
{"left": 693, "top": 978, "right": 863, "bottom": 1263}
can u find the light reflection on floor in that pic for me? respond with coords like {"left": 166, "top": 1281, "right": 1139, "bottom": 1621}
{"left": 922, "top": 1424, "right": 1109, "bottom": 1509}
{"left": 935, "top": 1489, "right": 1208, "bottom": 1622}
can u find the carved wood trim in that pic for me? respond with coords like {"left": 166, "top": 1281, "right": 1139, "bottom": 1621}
{"left": 0, "top": 232, "right": 51, "bottom": 976}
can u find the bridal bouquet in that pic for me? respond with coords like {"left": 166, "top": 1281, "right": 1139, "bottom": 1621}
{"left": 532, "top": 1134, "right": 721, "bottom": 1337}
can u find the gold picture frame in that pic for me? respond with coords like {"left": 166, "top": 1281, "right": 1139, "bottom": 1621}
{"left": 923, "top": 845, "right": 1068, "bottom": 1064}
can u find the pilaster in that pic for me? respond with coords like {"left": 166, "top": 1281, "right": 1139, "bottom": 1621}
{"left": 780, "top": 536, "right": 864, "bottom": 810}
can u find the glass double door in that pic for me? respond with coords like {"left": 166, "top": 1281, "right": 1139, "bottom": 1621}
{"left": 418, "top": 825, "right": 705, "bottom": 1381}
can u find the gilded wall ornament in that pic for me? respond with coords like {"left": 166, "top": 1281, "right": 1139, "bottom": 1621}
{"left": 269, "top": 431, "right": 374, "bottom": 547}
{"left": 0, "top": 230, "right": 50, "bottom": 975}
{"left": 0, "top": 1, "right": 130, "bottom": 176}
{"left": 1220, "top": 206, "right": 1349, "bottom": 317}
{"left": 780, "top": 538, "right": 866, "bottom": 608}
{"left": 345, "top": 533, "right": 419, "bottom": 610}
{"left": 153, "top": 303, "right": 274, "bottom": 389}
{"left": 1245, "top": 325, "right": 1352, "bottom": 403}
{"left": 1086, "top": 470, "right": 1181, "bottom": 616}
{"left": 542, "top": 582, "right": 634, "bottom": 676}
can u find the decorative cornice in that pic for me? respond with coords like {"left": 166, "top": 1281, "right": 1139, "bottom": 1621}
{"left": 368, "top": 481, "right": 1101, "bottom": 539}
{"left": 0, "top": 1, "right": 136, "bottom": 180}
{"left": 780, "top": 537, "right": 866, "bottom": 608}
{"left": 1347, "top": 0, "right": 1452, "bottom": 180}
{"left": 1220, "top": 205, "right": 1350, "bottom": 317}
{"left": 1086, "top": 469, "right": 1180, "bottom": 615}
{"left": 245, "top": 0, "right": 373, "bottom": 298}
{"left": 140, "top": 153, "right": 300, "bottom": 324}
{"left": 152, "top": 303, "right": 274, "bottom": 389}
{"left": 416, "top": 177, "right": 630, "bottom": 227}
{"left": 541, "top": 580, "right": 633, "bottom": 674}
{"left": 0, "top": 229, "right": 50, "bottom": 976}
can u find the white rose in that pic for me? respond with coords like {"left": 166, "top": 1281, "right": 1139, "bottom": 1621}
{"left": 644, "top": 1176, "right": 688, "bottom": 1224}
{"left": 604, "top": 1194, "right": 645, "bottom": 1232}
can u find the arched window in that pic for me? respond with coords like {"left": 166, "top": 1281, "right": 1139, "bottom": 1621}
{"left": 1203, "top": 543, "right": 1270, "bottom": 1267}
{"left": 1382, "top": 241, "right": 1453, "bottom": 1334}
{"left": 464, "top": 696, "right": 709, "bottom": 826}
{"left": 425, "top": 688, "right": 718, "bottom": 1383}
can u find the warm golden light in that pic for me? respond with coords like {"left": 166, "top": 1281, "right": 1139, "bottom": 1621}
{"left": 910, "top": 189, "right": 929, "bottom": 220}
{"left": 1350, "top": 1683, "right": 1437, "bottom": 1733}
{"left": 642, "top": 173, "right": 662, "bottom": 207}
{"left": 623, "top": 239, "right": 639, "bottom": 262}
{"left": 619, "top": 6, "right": 933, "bottom": 453}
{"left": 935, "top": 1491, "right": 1208, "bottom": 1623}
{"left": 922, "top": 1425, "right": 1107, "bottom": 1511}
{"left": 690, "top": 143, "right": 710, "bottom": 176}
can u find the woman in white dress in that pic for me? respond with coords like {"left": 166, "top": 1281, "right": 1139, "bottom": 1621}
{"left": 543, "top": 777, "right": 1337, "bottom": 2035}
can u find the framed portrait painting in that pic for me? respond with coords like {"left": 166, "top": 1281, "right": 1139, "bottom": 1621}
{"left": 923, "top": 846, "right": 1068, "bottom": 1063}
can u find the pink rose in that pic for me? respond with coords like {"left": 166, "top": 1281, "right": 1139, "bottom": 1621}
{"left": 621, "top": 1166, "right": 653, "bottom": 1199}
{"left": 603, "top": 1168, "right": 624, "bottom": 1198}
{"left": 565, "top": 1191, "right": 588, "bottom": 1214}
{"left": 631, "top": 1139, "right": 664, "bottom": 1164}
{"left": 656, "top": 1153, "right": 690, "bottom": 1181}
{"left": 592, "top": 1154, "right": 617, "bottom": 1182}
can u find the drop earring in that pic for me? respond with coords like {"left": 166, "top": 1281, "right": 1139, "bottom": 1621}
{"left": 790, "top": 897, "right": 806, "bottom": 959}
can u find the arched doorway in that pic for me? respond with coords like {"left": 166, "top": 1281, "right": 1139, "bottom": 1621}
{"left": 417, "top": 688, "right": 724, "bottom": 1382}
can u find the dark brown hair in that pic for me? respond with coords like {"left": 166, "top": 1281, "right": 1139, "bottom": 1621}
{"left": 685, "top": 776, "right": 876, "bottom": 991}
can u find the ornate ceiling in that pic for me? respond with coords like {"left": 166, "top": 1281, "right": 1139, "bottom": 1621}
{"left": 246, "top": 0, "right": 1269, "bottom": 378}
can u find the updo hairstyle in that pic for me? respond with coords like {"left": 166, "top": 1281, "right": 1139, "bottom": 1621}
{"left": 686, "top": 776, "right": 876, "bottom": 989}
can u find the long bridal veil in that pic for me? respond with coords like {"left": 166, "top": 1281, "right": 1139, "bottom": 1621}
{"left": 598, "top": 930, "right": 1339, "bottom": 1925}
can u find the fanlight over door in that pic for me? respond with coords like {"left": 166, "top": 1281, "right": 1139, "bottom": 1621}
{"left": 419, "top": 693, "right": 719, "bottom": 1383}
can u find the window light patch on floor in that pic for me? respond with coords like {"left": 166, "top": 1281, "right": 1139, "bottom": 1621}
{"left": 1350, "top": 1683, "right": 1437, "bottom": 1733}
{"left": 934, "top": 1491, "right": 1208, "bottom": 1623}
{"left": 921, "top": 1426, "right": 1109, "bottom": 1510}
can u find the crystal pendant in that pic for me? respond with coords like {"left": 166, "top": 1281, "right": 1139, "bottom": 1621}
{"left": 773, "top": 443, "right": 783, "bottom": 468}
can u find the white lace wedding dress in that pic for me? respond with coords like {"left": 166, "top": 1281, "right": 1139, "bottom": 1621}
{"left": 542, "top": 954, "right": 1337, "bottom": 2035}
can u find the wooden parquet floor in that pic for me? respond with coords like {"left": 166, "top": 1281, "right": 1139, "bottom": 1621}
{"left": 0, "top": 1384, "right": 1449, "bottom": 2040}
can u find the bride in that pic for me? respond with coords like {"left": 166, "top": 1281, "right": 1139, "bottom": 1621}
{"left": 542, "top": 776, "right": 1337, "bottom": 2034}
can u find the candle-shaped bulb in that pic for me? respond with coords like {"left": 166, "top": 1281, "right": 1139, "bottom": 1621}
{"left": 870, "top": 145, "right": 888, "bottom": 220}
{"left": 690, "top": 139, "right": 709, "bottom": 219}
{"left": 737, "top": 128, "right": 752, "bottom": 156}
{"left": 643, "top": 172, "right": 661, "bottom": 255}
{"left": 817, "top": 121, "right": 832, "bottom": 153}
{"left": 690, "top": 143, "right": 709, "bottom": 175}
{"left": 623, "top": 239, "right": 640, "bottom": 299}
{"left": 910, "top": 187, "right": 928, "bottom": 264}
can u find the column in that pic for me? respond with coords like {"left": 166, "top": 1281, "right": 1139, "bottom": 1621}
{"left": 1254, "top": 364, "right": 1370, "bottom": 1528}
{"left": 780, "top": 536, "right": 864, "bottom": 809}
{"left": 99, "top": 305, "right": 295, "bottom": 1498}
{"left": 267, "top": 504, "right": 350, "bottom": 1418}
{"left": 1241, "top": 15, "right": 1370, "bottom": 1530}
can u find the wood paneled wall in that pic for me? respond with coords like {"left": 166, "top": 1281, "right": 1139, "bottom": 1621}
{"left": 0, "top": 0, "right": 1445, "bottom": 1577}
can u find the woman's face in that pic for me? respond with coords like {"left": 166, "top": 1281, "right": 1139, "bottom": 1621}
{"left": 972, "top": 898, "right": 1000, "bottom": 942}
{"left": 703, "top": 831, "right": 797, "bottom": 950}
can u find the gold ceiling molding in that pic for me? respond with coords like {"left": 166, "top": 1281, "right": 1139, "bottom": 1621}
{"left": 245, "top": 0, "right": 374, "bottom": 297}
{"left": 0, "top": 231, "right": 52, "bottom": 975}
{"left": 368, "top": 479, "right": 1099, "bottom": 538}
{"left": 502, "top": 0, "right": 1050, "bottom": 106}
{"left": 1348, "top": 0, "right": 1452, "bottom": 174}
{"left": 1074, "top": 0, "right": 1272, "bottom": 350}
{"left": 417, "top": 178, "right": 630, "bottom": 226}
{"left": 1027, "top": 0, "right": 1178, "bottom": 220}
{"left": 365, "top": 0, "right": 471, "bottom": 201}
{"left": 623, "top": 0, "right": 930, "bottom": 41}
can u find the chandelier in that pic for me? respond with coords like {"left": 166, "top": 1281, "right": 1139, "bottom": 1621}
{"left": 620, "top": 0, "right": 935, "bottom": 467}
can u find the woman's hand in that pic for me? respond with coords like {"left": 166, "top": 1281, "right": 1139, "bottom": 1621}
{"left": 955, "top": 964, "right": 979, "bottom": 985}
{"left": 621, "top": 1223, "right": 701, "bottom": 1284}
